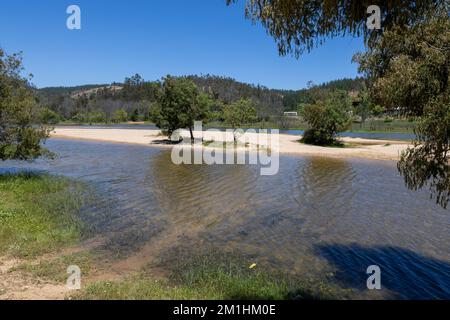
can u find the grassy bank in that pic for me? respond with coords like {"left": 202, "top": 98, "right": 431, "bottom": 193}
{"left": 73, "top": 250, "right": 352, "bottom": 300}
{"left": 11, "top": 251, "right": 96, "bottom": 282}
{"left": 346, "top": 119, "right": 416, "bottom": 133}
{"left": 0, "top": 172, "right": 90, "bottom": 258}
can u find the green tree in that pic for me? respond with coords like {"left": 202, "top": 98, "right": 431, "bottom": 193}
{"left": 223, "top": 98, "right": 257, "bottom": 142}
{"left": 112, "top": 109, "right": 128, "bottom": 123}
{"left": 71, "top": 112, "right": 87, "bottom": 123}
{"left": 87, "top": 110, "right": 106, "bottom": 124}
{"left": 39, "top": 107, "right": 60, "bottom": 125}
{"left": 129, "top": 108, "right": 140, "bottom": 122}
{"left": 301, "top": 91, "right": 352, "bottom": 146}
{"left": 371, "top": 105, "right": 385, "bottom": 117}
{"left": 227, "top": 0, "right": 442, "bottom": 57}
{"left": 0, "top": 49, "right": 50, "bottom": 161}
{"left": 356, "top": 9, "right": 450, "bottom": 207}
{"left": 151, "top": 77, "right": 210, "bottom": 143}
{"left": 207, "top": 99, "right": 225, "bottom": 122}
{"left": 354, "top": 86, "right": 372, "bottom": 126}
{"left": 144, "top": 102, "right": 159, "bottom": 122}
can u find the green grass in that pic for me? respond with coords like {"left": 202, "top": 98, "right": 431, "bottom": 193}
{"left": 347, "top": 119, "right": 417, "bottom": 133}
{"left": 73, "top": 250, "right": 352, "bottom": 300}
{"left": 0, "top": 172, "right": 90, "bottom": 258}
{"left": 72, "top": 276, "right": 215, "bottom": 300}
{"left": 10, "top": 251, "right": 96, "bottom": 282}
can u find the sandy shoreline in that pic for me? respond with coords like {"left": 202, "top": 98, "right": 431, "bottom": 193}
{"left": 51, "top": 127, "right": 411, "bottom": 161}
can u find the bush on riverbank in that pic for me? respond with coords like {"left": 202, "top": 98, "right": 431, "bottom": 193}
{"left": 301, "top": 91, "right": 352, "bottom": 146}
{"left": 0, "top": 172, "right": 89, "bottom": 258}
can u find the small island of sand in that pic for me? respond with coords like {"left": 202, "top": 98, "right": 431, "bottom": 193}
{"left": 51, "top": 127, "right": 411, "bottom": 161}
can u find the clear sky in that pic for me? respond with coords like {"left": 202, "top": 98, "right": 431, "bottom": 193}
{"left": 0, "top": 0, "right": 365, "bottom": 90}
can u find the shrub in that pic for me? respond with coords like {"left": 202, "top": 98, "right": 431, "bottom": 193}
{"left": 301, "top": 91, "right": 351, "bottom": 146}
{"left": 39, "top": 107, "right": 60, "bottom": 125}
{"left": 0, "top": 49, "right": 50, "bottom": 161}
{"left": 112, "top": 109, "right": 128, "bottom": 123}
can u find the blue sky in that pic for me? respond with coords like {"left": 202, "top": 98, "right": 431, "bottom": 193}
{"left": 0, "top": 0, "right": 365, "bottom": 89}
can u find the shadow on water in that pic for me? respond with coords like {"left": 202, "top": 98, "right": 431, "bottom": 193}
{"left": 314, "top": 243, "right": 450, "bottom": 299}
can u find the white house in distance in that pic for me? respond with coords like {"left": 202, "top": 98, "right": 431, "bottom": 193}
{"left": 283, "top": 111, "right": 298, "bottom": 117}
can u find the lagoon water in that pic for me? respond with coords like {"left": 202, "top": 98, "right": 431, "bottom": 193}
{"left": 1, "top": 138, "right": 449, "bottom": 299}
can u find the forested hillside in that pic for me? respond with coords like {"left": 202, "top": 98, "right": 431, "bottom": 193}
{"left": 36, "top": 75, "right": 364, "bottom": 123}
{"left": 281, "top": 78, "right": 364, "bottom": 111}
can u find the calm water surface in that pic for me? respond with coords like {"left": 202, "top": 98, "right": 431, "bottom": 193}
{"left": 1, "top": 139, "right": 448, "bottom": 299}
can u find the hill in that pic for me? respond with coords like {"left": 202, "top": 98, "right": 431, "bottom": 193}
{"left": 36, "top": 75, "right": 364, "bottom": 121}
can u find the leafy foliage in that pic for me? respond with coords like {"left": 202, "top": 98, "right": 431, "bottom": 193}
{"left": 398, "top": 96, "right": 450, "bottom": 208}
{"left": 356, "top": 8, "right": 450, "bottom": 208}
{"left": 227, "top": 0, "right": 443, "bottom": 57}
{"left": 282, "top": 78, "right": 364, "bottom": 111}
{"left": 223, "top": 98, "right": 258, "bottom": 129}
{"left": 301, "top": 90, "right": 352, "bottom": 146}
{"left": 355, "top": 7, "right": 450, "bottom": 116}
{"left": 112, "top": 108, "right": 128, "bottom": 123}
{"left": 37, "top": 74, "right": 364, "bottom": 123}
{"left": 186, "top": 75, "right": 284, "bottom": 117}
{"left": 150, "top": 77, "right": 210, "bottom": 141}
{"left": 0, "top": 49, "right": 50, "bottom": 161}
{"left": 354, "top": 86, "right": 378, "bottom": 124}
{"left": 223, "top": 99, "right": 258, "bottom": 142}
{"left": 39, "top": 107, "right": 60, "bottom": 125}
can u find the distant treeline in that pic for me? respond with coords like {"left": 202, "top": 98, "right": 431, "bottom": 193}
{"left": 35, "top": 74, "right": 364, "bottom": 124}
